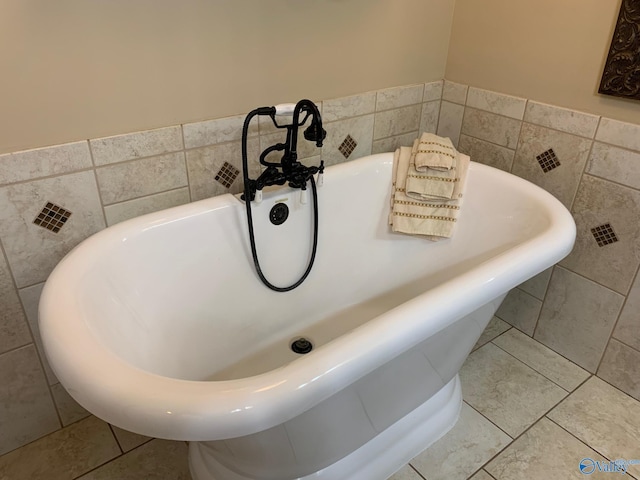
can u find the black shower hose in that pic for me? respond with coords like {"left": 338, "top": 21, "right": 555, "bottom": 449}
{"left": 241, "top": 109, "right": 319, "bottom": 292}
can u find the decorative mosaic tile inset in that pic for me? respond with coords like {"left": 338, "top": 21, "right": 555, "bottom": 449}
{"left": 536, "top": 148, "right": 561, "bottom": 173}
{"left": 338, "top": 135, "right": 358, "bottom": 159}
{"left": 33, "top": 202, "right": 72, "bottom": 233}
{"left": 214, "top": 161, "right": 240, "bottom": 188}
{"left": 591, "top": 223, "right": 619, "bottom": 247}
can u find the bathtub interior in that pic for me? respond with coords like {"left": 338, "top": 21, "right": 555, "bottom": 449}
{"left": 73, "top": 157, "right": 551, "bottom": 382}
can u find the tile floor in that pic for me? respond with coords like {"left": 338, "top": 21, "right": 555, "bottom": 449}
{"left": 1, "top": 317, "right": 639, "bottom": 480}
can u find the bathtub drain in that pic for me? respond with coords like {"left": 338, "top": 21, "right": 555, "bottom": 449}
{"left": 291, "top": 337, "right": 313, "bottom": 354}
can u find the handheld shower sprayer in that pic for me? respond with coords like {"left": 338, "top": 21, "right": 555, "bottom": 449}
{"left": 241, "top": 99, "right": 325, "bottom": 292}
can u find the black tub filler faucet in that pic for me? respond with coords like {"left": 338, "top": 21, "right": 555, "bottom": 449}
{"left": 240, "top": 100, "right": 326, "bottom": 292}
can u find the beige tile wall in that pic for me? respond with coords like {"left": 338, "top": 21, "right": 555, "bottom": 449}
{"left": 2, "top": 77, "right": 639, "bottom": 457}
{"left": 439, "top": 80, "right": 640, "bottom": 401}
{"left": 0, "top": 81, "right": 442, "bottom": 454}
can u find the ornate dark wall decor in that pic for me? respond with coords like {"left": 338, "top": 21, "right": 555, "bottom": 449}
{"left": 599, "top": 0, "right": 640, "bottom": 100}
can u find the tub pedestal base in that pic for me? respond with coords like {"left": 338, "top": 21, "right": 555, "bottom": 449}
{"left": 189, "top": 375, "right": 462, "bottom": 480}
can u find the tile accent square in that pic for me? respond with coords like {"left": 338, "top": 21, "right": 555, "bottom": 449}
{"left": 338, "top": 134, "right": 358, "bottom": 159}
{"left": 0, "top": 416, "right": 121, "bottom": 479}
{"left": 460, "top": 343, "right": 567, "bottom": 437}
{"left": 534, "top": 267, "right": 624, "bottom": 372}
{"left": 493, "top": 328, "right": 590, "bottom": 391}
{"left": 561, "top": 175, "right": 640, "bottom": 294}
{"left": 548, "top": 377, "right": 640, "bottom": 478}
{"left": 33, "top": 202, "right": 72, "bottom": 233}
{"left": 0, "top": 171, "right": 106, "bottom": 287}
{"left": 591, "top": 223, "right": 618, "bottom": 247}
{"left": 323, "top": 115, "right": 374, "bottom": 166}
{"left": 512, "top": 123, "right": 592, "bottom": 208}
{"left": 410, "top": 403, "right": 511, "bottom": 480}
{"left": 0, "top": 345, "right": 60, "bottom": 455}
{"left": 486, "top": 417, "right": 611, "bottom": 480}
{"left": 186, "top": 138, "right": 260, "bottom": 201}
{"left": 214, "top": 161, "right": 240, "bottom": 188}
{"left": 536, "top": 148, "right": 561, "bottom": 173}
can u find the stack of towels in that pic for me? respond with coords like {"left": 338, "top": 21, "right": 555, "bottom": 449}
{"left": 389, "top": 132, "right": 470, "bottom": 240}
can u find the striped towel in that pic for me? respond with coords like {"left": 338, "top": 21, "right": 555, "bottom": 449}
{"left": 389, "top": 137, "right": 470, "bottom": 240}
{"left": 414, "top": 132, "right": 456, "bottom": 171}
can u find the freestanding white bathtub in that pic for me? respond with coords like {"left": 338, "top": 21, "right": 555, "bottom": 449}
{"left": 40, "top": 152, "right": 575, "bottom": 480}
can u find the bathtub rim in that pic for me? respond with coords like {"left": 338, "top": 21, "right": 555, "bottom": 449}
{"left": 38, "top": 153, "right": 576, "bottom": 441}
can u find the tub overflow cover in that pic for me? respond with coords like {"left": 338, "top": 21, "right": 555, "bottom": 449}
{"left": 291, "top": 337, "right": 313, "bottom": 354}
{"left": 270, "top": 203, "right": 289, "bottom": 225}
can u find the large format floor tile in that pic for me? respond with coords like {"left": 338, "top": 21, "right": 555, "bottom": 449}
{"left": 388, "top": 464, "right": 423, "bottom": 480}
{"left": 0, "top": 416, "right": 120, "bottom": 480}
{"left": 486, "top": 417, "right": 628, "bottom": 480}
{"left": 76, "top": 439, "right": 189, "bottom": 480}
{"left": 548, "top": 377, "right": 640, "bottom": 479}
{"left": 492, "top": 328, "right": 590, "bottom": 391}
{"left": 410, "top": 402, "right": 511, "bottom": 480}
{"left": 460, "top": 343, "right": 567, "bottom": 437}
{"left": 473, "top": 317, "right": 511, "bottom": 351}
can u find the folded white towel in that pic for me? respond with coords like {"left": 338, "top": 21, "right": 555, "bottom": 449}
{"left": 389, "top": 136, "right": 470, "bottom": 239}
{"left": 414, "top": 133, "right": 456, "bottom": 171}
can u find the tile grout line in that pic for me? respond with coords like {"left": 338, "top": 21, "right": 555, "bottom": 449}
{"left": 531, "top": 264, "right": 555, "bottom": 339}
{"left": 567, "top": 115, "right": 599, "bottom": 214}
{"left": 87, "top": 139, "right": 110, "bottom": 231}
{"left": 578, "top": 170, "right": 640, "bottom": 195}
{"left": 489, "top": 338, "right": 575, "bottom": 394}
{"left": 463, "top": 373, "right": 593, "bottom": 479}
{"left": 554, "top": 264, "right": 627, "bottom": 299}
{"left": 543, "top": 414, "right": 639, "bottom": 478}
{"left": 0, "top": 233, "right": 65, "bottom": 432}
{"left": 594, "top": 261, "right": 640, "bottom": 375}
{"left": 408, "top": 463, "right": 428, "bottom": 480}
{"left": 499, "top": 322, "right": 598, "bottom": 378}
{"left": 179, "top": 124, "right": 194, "bottom": 204}
{"left": 463, "top": 400, "right": 514, "bottom": 440}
